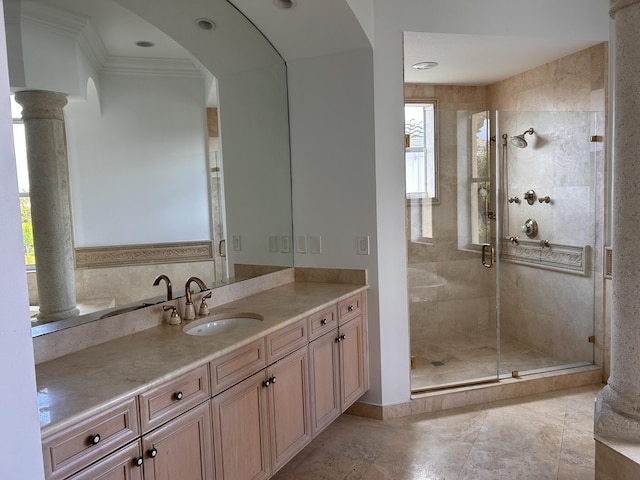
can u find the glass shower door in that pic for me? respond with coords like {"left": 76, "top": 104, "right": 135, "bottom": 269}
{"left": 407, "top": 106, "right": 500, "bottom": 392}
{"left": 496, "top": 110, "right": 597, "bottom": 379}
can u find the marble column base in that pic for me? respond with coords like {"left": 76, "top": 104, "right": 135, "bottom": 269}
{"left": 596, "top": 436, "right": 640, "bottom": 480}
{"left": 37, "top": 305, "right": 80, "bottom": 323}
{"left": 595, "top": 385, "right": 640, "bottom": 442}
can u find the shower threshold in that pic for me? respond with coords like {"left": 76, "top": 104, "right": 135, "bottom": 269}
{"left": 411, "top": 361, "right": 595, "bottom": 395}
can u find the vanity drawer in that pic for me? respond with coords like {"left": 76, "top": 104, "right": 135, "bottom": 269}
{"left": 42, "top": 397, "right": 139, "bottom": 480}
{"left": 266, "top": 317, "right": 308, "bottom": 363}
{"left": 338, "top": 293, "right": 364, "bottom": 324}
{"left": 139, "top": 364, "right": 210, "bottom": 433}
{"left": 210, "top": 338, "right": 267, "bottom": 395}
{"left": 308, "top": 305, "right": 338, "bottom": 341}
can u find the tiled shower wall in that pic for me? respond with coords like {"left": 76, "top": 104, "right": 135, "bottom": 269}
{"left": 406, "top": 43, "right": 608, "bottom": 371}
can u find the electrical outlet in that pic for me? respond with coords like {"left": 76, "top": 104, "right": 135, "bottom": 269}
{"left": 309, "top": 235, "right": 322, "bottom": 254}
{"left": 357, "top": 235, "right": 370, "bottom": 255}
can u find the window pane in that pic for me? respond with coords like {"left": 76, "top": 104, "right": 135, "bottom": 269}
{"left": 13, "top": 123, "right": 29, "bottom": 192}
{"left": 471, "top": 112, "right": 489, "bottom": 179}
{"left": 405, "top": 102, "right": 436, "bottom": 197}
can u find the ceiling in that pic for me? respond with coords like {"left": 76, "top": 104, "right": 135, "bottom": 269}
{"left": 403, "top": 32, "right": 602, "bottom": 86}
{"left": 38, "top": 0, "right": 603, "bottom": 87}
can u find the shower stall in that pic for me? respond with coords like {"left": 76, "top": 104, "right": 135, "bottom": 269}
{"left": 406, "top": 105, "right": 605, "bottom": 392}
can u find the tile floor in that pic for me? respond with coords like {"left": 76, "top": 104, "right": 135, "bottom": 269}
{"left": 272, "top": 384, "right": 602, "bottom": 480}
{"left": 411, "top": 330, "right": 582, "bottom": 392}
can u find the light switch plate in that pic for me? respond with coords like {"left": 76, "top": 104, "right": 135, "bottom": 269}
{"left": 309, "top": 235, "right": 322, "bottom": 254}
{"left": 296, "top": 235, "right": 307, "bottom": 254}
{"left": 268, "top": 235, "right": 278, "bottom": 253}
{"left": 281, "top": 235, "right": 291, "bottom": 253}
{"left": 357, "top": 235, "right": 370, "bottom": 255}
{"left": 232, "top": 234, "right": 241, "bottom": 251}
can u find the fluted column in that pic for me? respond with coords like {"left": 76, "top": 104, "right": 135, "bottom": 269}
{"left": 595, "top": 0, "right": 640, "bottom": 442}
{"left": 15, "top": 90, "right": 79, "bottom": 322}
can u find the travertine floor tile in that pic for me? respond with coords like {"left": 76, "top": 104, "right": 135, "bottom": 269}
{"left": 272, "top": 385, "right": 603, "bottom": 480}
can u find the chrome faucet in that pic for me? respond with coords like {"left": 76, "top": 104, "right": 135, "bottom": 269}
{"left": 152, "top": 274, "right": 173, "bottom": 300}
{"left": 184, "top": 276, "right": 207, "bottom": 320}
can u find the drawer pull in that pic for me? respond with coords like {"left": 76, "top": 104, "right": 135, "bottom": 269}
{"left": 175, "top": 391, "right": 184, "bottom": 401}
{"left": 347, "top": 305, "right": 354, "bottom": 312}
{"left": 148, "top": 447, "right": 158, "bottom": 458}
{"left": 133, "top": 457, "right": 143, "bottom": 467}
{"left": 320, "top": 318, "right": 327, "bottom": 325}
{"left": 89, "top": 434, "right": 101, "bottom": 445}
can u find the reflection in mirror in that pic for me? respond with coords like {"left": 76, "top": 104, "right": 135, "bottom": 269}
{"left": 3, "top": 0, "right": 293, "bottom": 336}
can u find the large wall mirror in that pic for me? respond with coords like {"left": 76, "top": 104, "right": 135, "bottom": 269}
{"left": 4, "top": 0, "right": 293, "bottom": 336}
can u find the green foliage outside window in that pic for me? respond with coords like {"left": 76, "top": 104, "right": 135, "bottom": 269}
{"left": 20, "top": 196, "right": 35, "bottom": 265}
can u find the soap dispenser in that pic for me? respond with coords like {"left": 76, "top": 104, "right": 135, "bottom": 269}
{"left": 199, "top": 291, "right": 212, "bottom": 316}
{"left": 163, "top": 305, "right": 182, "bottom": 325}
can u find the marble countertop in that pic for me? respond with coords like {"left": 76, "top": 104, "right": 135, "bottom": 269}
{"left": 36, "top": 281, "right": 367, "bottom": 438}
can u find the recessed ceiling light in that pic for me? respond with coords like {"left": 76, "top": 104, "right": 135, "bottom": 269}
{"left": 274, "top": 0, "right": 296, "bottom": 8}
{"left": 196, "top": 18, "right": 216, "bottom": 30}
{"left": 412, "top": 61, "right": 439, "bottom": 70}
{"left": 135, "top": 41, "right": 155, "bottom": 48}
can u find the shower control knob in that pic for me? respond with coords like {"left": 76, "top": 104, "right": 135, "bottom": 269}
{"left": 521, "top": 219, "right": 538, "bottom": 238}
{"left": 508, "top": 196, "right": 520, "bottom": 204}
{"left": 523, "top": 190, "right": 537, "bottom": 205}
{"left": 538, "top": 196, "right": 551, "bottom": 204}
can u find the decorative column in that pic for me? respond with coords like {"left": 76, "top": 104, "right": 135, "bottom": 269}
{"left": 595, "top": 0, "right": 640, "bottom": 442}
{"left": 15, "top": 90, "right": 79, "bottom": 322}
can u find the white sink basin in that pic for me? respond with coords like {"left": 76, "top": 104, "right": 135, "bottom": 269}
{"left": 183, "top": 313, "right": 264, "bottom": 336}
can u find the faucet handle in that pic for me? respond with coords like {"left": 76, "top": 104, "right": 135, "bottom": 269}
{"left": 199, "top": 292, "right": 212, "bottom": 317}
{"left": 163, "top": 305, "right": 182, "bottom": 325}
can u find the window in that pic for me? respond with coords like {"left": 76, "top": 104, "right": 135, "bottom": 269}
{"left": 405, "top": 100, "right": 438, "bottom": 241}
{"left": 469, "top": 111, "right": 490, "bottom": 246}
{"left": 11, "top": 95, "right": 35, "bottom": 267}
{"left": 405, "top": 101, "right": 437, "bottom": 200}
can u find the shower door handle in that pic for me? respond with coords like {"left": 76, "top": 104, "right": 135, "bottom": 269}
{"left": 482, "top": 243, "right": 495, "bottom": 268}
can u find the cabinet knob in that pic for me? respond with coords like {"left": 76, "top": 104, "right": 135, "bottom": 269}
{"left": 335, "top": 336, "right": 342, "bottom": 343}
{"left": 133, "top": 457, "right": 143, "bottom": 467}
{"left": 270, "top": 375, "right": 277, "bottom": 384}
{"left": 89, "top": 434, "right": 101, "bottom": 445}
{"left": 148, "top": 447, "right": 158, "bottom": 458}
{"left": 263, "top": 379, "right": 271, "bottom": 388}
{"left": 341, "top": 334, "right": 346, "bottom": 341}
{"left": 320, "top": 318, "right": 327, "bottom": 325}
{"left": 175, "top": 391, "right": 184, "bottom": 401}
{"left": 347, "top": 305, "right": 354, "bottom": 312}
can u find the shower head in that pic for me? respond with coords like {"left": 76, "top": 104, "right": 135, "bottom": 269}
{"left": 509, "top": 127, "right": 535, "bottom": 148}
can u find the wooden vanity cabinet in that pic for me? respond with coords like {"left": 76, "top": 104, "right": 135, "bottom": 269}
{"left": 309, "top": 293, "right": 367, "bottom": 436}
{"left": 211, "top": 331, "right": 312, "bottom": 480}
{"left": 42, "top": 397, "right": 139, "bottom": 480}
{"left": 43, "top": 289, "right": 368, "bottom": 480}
{"left": 141, "top": 402, "right": 213, "bottom": 480}
{"left": 67, "top": 440, "right": 143, "bottom": 480}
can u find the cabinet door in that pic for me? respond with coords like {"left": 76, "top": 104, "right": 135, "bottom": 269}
{"left": 339, "top": 315, "right": 366, "bottom": 410}
{"left": 308, "top": 330, "right": 341, "bottom": 436}
{"left": 211, "top": 370, "right": 271, "bottom": 480}
{"left": 267, "top": 346, "right": 311, "bottom": 473}
{"left": 68, "top": 441, "right": 143, "bottom": 480}
{"left": 141, "top": 402, "right": 213, "bottom": 480}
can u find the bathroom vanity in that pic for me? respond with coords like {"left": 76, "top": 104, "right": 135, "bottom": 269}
{"left": 36, "top": 275, "right": 368, "bottom": 480}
